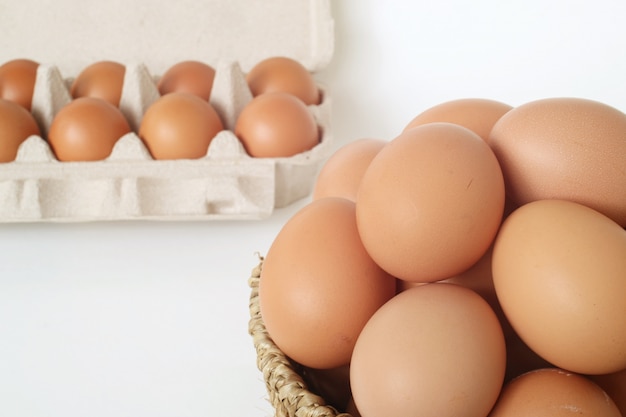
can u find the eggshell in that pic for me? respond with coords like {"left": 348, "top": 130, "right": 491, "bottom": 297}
{"left": 350, "top": 283, "right": 506, "bottom": 417}
{"left": 489, "top": 97, "right": 626, "bottom": 226}
{"left": 0, "top": 58, "right": 39, "bottom": 110}
{"left": 312, "top": 138, "right": 387, "bottom": 202}
{"left": 246, "top": 56, "right": 320, "bottom": 105}
{"left": 70, "top": 60, "right": 126, "bottom": 107}
{"left": 0, "top": 98, "right": 41, "bottom": 162}
{"left": 259, "top": 197, "right": 396, "bottom": 369}
{"left": 356, "top": 122, "right": 505, "bottom": 283}
{"left": 488, "top": 368, "right": 621, "bottom": 417}
{"left": 138, "top": 92, "right": 224, "bottom": 160}
{"left": 492, "top": 199, "right": 626, "bottom": 375}
{"left": 157, "top": 60, "right": 216, "bottom": 100}
{"left": 47, "top": 97, "right": 131, "bottom": 162}
{"left": 234, "top": 91, "right": 319, "bottom": 158}
{"left": 404, "top": 98, "right": 512, "bottom": 142}
{"left": 588, "top": 368, "right": 626, "bottom": 416}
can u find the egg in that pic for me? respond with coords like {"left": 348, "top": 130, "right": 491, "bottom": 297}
{"left": 246, "top": 56, "right": 320, "bottom": 105}
{"left": 492, "top": 199, "right": 626, "bottom": 375}
{"left": 0, "top": 98, "right": 41, "bottom": 162}
{"left": 157, "top": 60, "right": 216, "bottom": 100}
{"left": 47, "top": 97, "right": 131, "bottom": 162}
{"left": 234, "top": 91, "right": 319, "bottom": 158}
{"left": 259, "top": 197, "right": 396, "bottom": 369}
{"left": 488, "top": 368, "right": 621, "bottom": 417}
{"left": 404, "top": 98, "right": 512, "bottom": 142}
{"left": 356, "top": 122, "right": 505, "bottom": 283}
{"left": 588, "top": 368, "right": 626, "bottom": 416}
{"left": 312, "top": 138, "right": 387, "bottom": 201}
{"left": 350, "top": 283, "right": 506, "bottom": 417}
{"left": 489, "top": 97, "right": 626, "bottom": 226}
{"left": 138, "top": 92, "right": 224, "bottom": 160}
{"left": 0, "top": 58, "right": 39, "bottom": 110}
{"left": 70, "top": 60, "right": 126, "bottom": 107}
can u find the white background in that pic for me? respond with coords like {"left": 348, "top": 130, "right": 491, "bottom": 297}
{"left": 2, "top": 1, "right": 626, "bottom": 416}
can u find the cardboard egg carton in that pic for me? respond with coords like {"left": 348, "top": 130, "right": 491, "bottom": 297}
{"left": 0, "top": 0, "right": 334, "bottom": 222}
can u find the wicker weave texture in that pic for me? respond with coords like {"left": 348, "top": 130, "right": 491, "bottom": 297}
{"left": 248, "top": 260, "right": 353, "bottom": 417}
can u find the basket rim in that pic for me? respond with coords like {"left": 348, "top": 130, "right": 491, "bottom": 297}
{"left": 248, "top": 256, "right": 353, "bottom": 417}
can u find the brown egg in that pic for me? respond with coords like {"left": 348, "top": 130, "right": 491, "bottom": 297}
{"left": 0, "top": 98, "right": 41, "bottom": 162}
{"left": 404, "top": 98, "right": 512, "bottom": 141}
{"left": 259, "top": 197, "right": 396, "bottom": 369}
{"left": 47, "top": 97, "right": 131, "bottom": 161}
{"left": 400, "top": 244, "right": 553, "bottom": 383}
{"left": 235, "top": 92, "right": 319, "bottom": 158}
{"left": 246, "top": 56, "right": 320, "bottom": 105}
{"left": 139, "top": 92, "right": 224, "bottom": 160}
{"left": 588, "top": 368, "right": 626, "bottom": 416}
{"left": 489, "top": 97, "right": 626, "bottom": 226}
{"left": 312, "top": 138, "right": 387, "bottom": 202}
{"left": 356, "top": 122, "right": 505, "bottom": 283}
{"left": 492, "top": 199, "right": 626, "bottom": 375}
{"left": 70, "top": 61, "right": 126, "bottom": 107}
{"left": 157, "top": 60, "right": 215, "bottom": 100}
{"left": 351, "top": 283, "right": 506, "bottom": 417}
{"left": 0, "top": 58, "right": 39, "bottom": 110}
{"left": 489, "top": 368, "right": 621, "bottom": 417}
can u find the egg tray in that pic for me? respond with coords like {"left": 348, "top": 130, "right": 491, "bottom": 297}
{"left": 0, "top": 61, "right": 332, "bottom": 222}
{"left": 248, "top": 257, "right": 352, "bottom": 417}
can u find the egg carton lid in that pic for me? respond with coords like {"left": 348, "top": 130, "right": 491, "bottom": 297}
{"left": 0, "top": 0, "right": 334, "bottom": 75}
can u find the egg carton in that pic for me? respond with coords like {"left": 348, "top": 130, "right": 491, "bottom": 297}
{"left": 0, "top": 0, "right": 334, "bottom": 222}
{"left": 0, "top": 59, "right": 332, "bottom": 222}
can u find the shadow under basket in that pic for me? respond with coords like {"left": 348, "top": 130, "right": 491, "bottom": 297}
{"left": 248, "top": 259, "right": 353, "bottom": 417}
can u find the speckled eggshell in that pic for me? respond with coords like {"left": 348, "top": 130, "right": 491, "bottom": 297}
{"left": 356, "top": 122, "right": 505, "bottom": 283}
{"left": 489, "top": 97, "right": 626, "bottom": 226}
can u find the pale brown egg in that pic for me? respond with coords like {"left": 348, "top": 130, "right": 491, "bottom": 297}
{"left": 70, "top": 60, "right": 126, "bottom": 107}
{"left": 356, "top": 122, "right": 505, "bottom": 283}
{"left": 235, "top": 91, "right": 319, "bottom": 158}
{"left": 312, "top": 138, "right": 387, "bottom": 202}
{"left": 0, "top": 58, "right": 39, "bottom": 110}
{"left": 246, "top": 56, "right": 320, "bottom": 105}
{"left": 259, "top": 197, "right": 396, "bottom": 369}
{"left": 489, "top": 368, "right": 621, "bottom": 417}
{"left": 350, "top": 283, "right": 506, "bottom": 417}
{"left": 404, "top": 98, "right": 512, "bottom": 141}
{"left": 489, "top": 97, "right": 626, "bottom": 226}
{"left": 492, "top": 199, "right": 626, "bottom": 375}
{"left": 47, "top": 97, "right": 131, "bottom": 162}
{"left": 0, "top": 98, "right": 41, "bottom": 162}
{"left": 157, "top": 60, "right": 215, "bottom": 100}
{"left": 139, "top": 92, "right": 224, "bottom": 160}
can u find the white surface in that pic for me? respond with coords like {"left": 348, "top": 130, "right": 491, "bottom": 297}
{"left": 2, "top": 1, "right": 626, "bottom": 416}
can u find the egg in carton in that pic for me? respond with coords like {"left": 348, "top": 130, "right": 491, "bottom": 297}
{"left": 0, "top": 62, "right": 332, "bottom": 222}
{"left": 0, "top": 0, "right": 334, "bottom": 222}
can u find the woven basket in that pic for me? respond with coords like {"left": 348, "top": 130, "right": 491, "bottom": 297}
{"left": 248, "top": 258, "right": 354, "bottom": 417}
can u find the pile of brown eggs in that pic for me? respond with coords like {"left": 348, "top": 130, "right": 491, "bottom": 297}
{"left": 258, "top": 97, "right": 626, "bottom": 417}
{"left": 0, "top": 56, "right": 321, "bottom": 163}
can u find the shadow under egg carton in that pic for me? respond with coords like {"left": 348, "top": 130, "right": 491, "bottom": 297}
{"left": 0, "top": 61, "right": 333, "bottom": 222}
